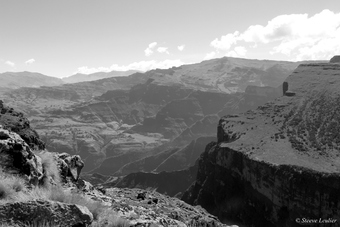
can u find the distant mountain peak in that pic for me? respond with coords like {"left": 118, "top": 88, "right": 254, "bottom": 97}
{"left": 62, "top": 70, "right": 140, "bottom": 83}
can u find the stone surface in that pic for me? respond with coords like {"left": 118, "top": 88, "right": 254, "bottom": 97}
{"left": 0, "top": 127, "right": 44, "bottom": 185}
{"left": 105, "top": 188, "right": 231, "bottom": 227}
{"left": 0, "top": 200, "right": 93, "bottom": 227}
{"left": 55, "top": 153, "right": 84, "bottom": 182}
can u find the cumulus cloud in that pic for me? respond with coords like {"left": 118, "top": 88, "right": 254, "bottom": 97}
{"left": 210, "top": 9, "right": 340, "bottom": 60}
{"left": 157, "top": 47, "right": 169, "bottom": 54}
{"left": 74, "top": 59, "right": 185, "bottom": 75}
{"left": 203, "top": 51, "right": 216, "bottom": 60}
{"left": 144, "top": 42, "right": 158, "bottom": 56}
{"left": 211, "top": 31, "right": 240, "bottom": 51}
{"left": 25, "top": 59, "right": 35, "bottom": 65}
{"left": 226, "top": 46, "right": 247, "bottom": 57}
{"left": 5, "top": 61, "right": 15, "bottom": 67}
{"left": 178, "top": 45, "right": 185, "bottom": 51}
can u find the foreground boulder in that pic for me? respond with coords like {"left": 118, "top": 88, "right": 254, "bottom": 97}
{"left": 55, "top": 152, "right": 84, "bottom": 183}
{"left": 0, "top": 199, "right": 93, "bottom": 227}
{"left": 0, "top": 126, "right": 43, "bottom": 185}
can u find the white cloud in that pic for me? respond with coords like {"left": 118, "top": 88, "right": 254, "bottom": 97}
{"left": 226, "top": 46, "right": 248, "bottom": 57}
{"left": 25, "top": 58, "right": 35, "bottom": 65}
{"left": 74, "top": 66, "right": 113, "bottom": 74}
{"left": 157, "top": 47, "right": 169, "bottom": 54}
{"left": 210, "top": 31, "right": 240, "bottom": 51}
{"left": 144, "top": 42, "right": 158, "bottom": 56}
{"left": 5, "top": 61, "right": 15, "bottom": 67}
{"left": 203, "top": 51, "right": 216, "bottom": 60}
{"left": 74, "top": 59, "right": 185, "bottom": 74}
{"left": 210, "top": 9, "right": 340, "bottom": 60}
{"left": 178, "top": 45, "right": 185, "bottom": 51}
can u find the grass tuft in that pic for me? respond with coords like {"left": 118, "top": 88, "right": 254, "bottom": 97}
{"left": 33, "top": 150, "right": 61, "bottom": 187}
{"left": 0, "top": 167, "right": 26, "bottom": 202}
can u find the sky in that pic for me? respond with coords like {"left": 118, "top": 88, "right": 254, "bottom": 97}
{"left": 0, "top": 0, "right": 340, "bottom": 78}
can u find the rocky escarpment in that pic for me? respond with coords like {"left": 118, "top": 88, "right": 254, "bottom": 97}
{"left": 183, "top": 62, "right": 340, "bottom": 226}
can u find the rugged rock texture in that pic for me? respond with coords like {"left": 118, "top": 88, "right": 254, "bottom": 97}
{"left": 0, "top": 100, "right": 45, "bottom": 150}
{"left": 105, "top": 187, "right": 230, "bottom": 227}
{"left": 55, "top": 153, "right": 85, "bottom": 183}
{"left": 183, "top": 63, "right": 340, "bottom": 226}
{"left": 0, "top": 127, "right": 44, "bottom": 185}
{"left": 0, "top": 200, "right": 93, "bottom": 227}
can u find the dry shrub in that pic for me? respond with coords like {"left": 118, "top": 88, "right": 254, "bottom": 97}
{"left": 34, "top": 150, "right": 61, "bottom": 187}
{"left": 0, "top": 167, "right": 26, "bottom": 201}
{"left": 91, "top": 209, "right": 130, "bottom": 227}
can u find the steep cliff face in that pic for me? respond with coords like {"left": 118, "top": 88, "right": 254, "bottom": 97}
{"left": 183, "top": 63, "right": 340, "bottom": 227}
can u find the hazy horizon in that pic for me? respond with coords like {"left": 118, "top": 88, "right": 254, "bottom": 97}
{"left": 1, "top": 0, "right": 339, "bottom": 78}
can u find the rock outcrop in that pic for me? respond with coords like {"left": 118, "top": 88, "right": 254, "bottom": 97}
{"left": 282, "top": 81, "right": 288, "bottom": 95}
{"left": 183, "top": 63, "right": 340, "bottom": 226}
{"left": 0, "top": 127, "right": 44, "bottom": 185}
{"left": 55, "top": 152, "right": 84, "bottom": 182}
{"left": 0, "top": 200, "right": 93, "bottom": 227}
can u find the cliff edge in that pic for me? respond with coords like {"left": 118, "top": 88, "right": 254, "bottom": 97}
{"left": 182, "top": 62, "right": 340, "bottom": 226}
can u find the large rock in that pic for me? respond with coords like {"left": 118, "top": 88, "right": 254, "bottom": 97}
{"left": 0, "top": 199, "right": 93, "bottom": 227}
{"left": 0, "top": 127, "right": 43, "bottom": 185}
{"left": 55, "top": 153, "right": 84, "bottom": 183}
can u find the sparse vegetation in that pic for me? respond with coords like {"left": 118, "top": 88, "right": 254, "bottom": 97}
{"left": 0, "top": 148, "right": 129, "bottom": 227}
{"left": 0, "top": 167, "right": 26, "bottom": 202}
{"left": 33, "top": 150, "right": 60, "bottom": 187}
